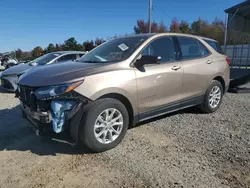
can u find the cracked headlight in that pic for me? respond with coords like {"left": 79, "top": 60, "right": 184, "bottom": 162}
{"left": 34, "top": 81, "right": 83, "bottom": 99}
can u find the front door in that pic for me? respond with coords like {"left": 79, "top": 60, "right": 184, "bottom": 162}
{"left": 134, "top": 36, "right": 183, "bottom": 120}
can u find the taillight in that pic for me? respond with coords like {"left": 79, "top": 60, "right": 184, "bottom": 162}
{"left": 225, "top": 57, "right": 230, "bottom": 65}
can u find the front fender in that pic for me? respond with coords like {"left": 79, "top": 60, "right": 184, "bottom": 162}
{"left": 74, "top": 69, "right": 138, "bottom": 114}
{"left": 90, "top": 87, "right": 137, "bottom": 113}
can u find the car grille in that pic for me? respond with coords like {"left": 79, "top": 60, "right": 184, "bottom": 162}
{"left": 1, "top": 78, "right": 14, "bottom": 90}
{"left": 19, "top": 86, "right": 37, "bottom": 111}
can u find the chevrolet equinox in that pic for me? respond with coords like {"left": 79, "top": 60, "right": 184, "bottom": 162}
{"left": 16, "top": 33, "right": 230, "bottom": 152}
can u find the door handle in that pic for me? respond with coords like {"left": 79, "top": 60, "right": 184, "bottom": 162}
{"left": 206, "top": 60, "right": 213, "bottom": 64}
{"left": 171, "top": 66, "right": 181, "bottom": 71}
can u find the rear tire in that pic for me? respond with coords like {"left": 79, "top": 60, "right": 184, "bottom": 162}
{"left": 78, "top": 98, "right": 129, "bottom": 153}
{"left": 199, "top": 80, "right": 223, "bottom": 113}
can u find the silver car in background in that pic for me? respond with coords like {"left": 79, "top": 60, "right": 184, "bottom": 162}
{"left": 0, "top": 51, "right": 86, "bottom": 91}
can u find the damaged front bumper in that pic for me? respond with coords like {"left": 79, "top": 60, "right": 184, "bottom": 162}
{"left": 17, "top": 83, "right": 90, "bottom": 144}
{"left": 21, "top": 98, "right": 87, "bottom": 139}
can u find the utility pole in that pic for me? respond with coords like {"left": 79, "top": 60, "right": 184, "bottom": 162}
{"left": 148, "top": 0, "right": 152, "bottom": 33}
{"left": 224, "top": 13, "right": 228, "bottom": 51}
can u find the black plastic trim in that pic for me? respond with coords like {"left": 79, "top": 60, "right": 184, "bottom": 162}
{"left": 134, "top": 95, "right": 204, "bottom": 123}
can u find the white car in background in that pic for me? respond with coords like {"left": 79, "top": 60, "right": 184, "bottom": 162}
{"left": 0, "top": 51, "right": 86, "bottom": 91}
{"left": 0, "top": 55, "right": 18, "bottom": 70}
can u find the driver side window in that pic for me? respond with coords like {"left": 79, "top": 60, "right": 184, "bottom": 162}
{"left": 141, "top": 37, "right": 176, "bottom": 63}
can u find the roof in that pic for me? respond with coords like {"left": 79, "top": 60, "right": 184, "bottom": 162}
{"left": 154, "top": 33, "right": 218, "bottom": 42}
{"left": 119, "top": 33, "right": 217, "bottom": 42}
{"left": 118, "top": 33, "right": 155, "bottom": 39}
{"left": 225, "top": 0, "right": 250, "bottom": 20}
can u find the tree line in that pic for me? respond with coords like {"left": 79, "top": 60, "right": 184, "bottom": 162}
{"left": 14, "top": 17, "right": 228, "bottom": 61}
{"left": 15, "top": 38, "right": 105, "bottom": 61}
{"left": 133, "top": 17, "right": 226, "bottom": 43}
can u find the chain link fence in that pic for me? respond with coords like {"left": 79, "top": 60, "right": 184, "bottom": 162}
{"left": 224, "top": 30, "right": 250, "bottom": 68}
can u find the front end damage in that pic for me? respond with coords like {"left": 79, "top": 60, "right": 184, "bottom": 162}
{"left": 16, "top": 85, "right": 89, "bottom": 143}
{"left": 51, "top": 100, "right": 77, "bottom": 133}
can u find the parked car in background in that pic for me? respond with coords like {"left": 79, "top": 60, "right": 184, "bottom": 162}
{"left": 18, "top": 60, "right": 30, "bottom": 64}
{"left": 0, "top": 54, "right": 19, "bottom": 69}
{"left": 0, "top": 51, "right": 86, "bottom": 91}
{"left": 17, "top": 33, "right": 230, "bottom": 152}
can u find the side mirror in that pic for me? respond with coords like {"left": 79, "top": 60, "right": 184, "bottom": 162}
{"left": 134, "top": 55, "right": 161, "bottom": 67}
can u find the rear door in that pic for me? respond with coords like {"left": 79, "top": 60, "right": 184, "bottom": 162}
{"left": 177, "top": 36, "right": 216, "bottom": 101}
{"left": 134, "top": 36, "right": 183, "bottom": 119}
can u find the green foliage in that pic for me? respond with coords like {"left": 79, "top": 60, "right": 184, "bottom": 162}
{"left": 95, "top": 38, "right": 105, "bottom": 46}
{"left": 32, "top": 46, "right": 43, "bottom": 58}
{"left": 134, "top": 20, "right": 148, "bottom": 34}
{"left": 134, "top": 20, "right": 168, "bottom": 34}
{"left": 158, "top": 22, "right": 168, "bottom": 33}
{"left": 179, "top": 20, "right": 190, "bottom": 33}
{"left": 191, "top": 19, "right": 203, "bottom": 34}
{"left": 133, "top": 18, "right": 227, "bottom": 45}
{"left": 83, "top": 41, "right": 95, "bottom": 51}
{"left": 64, "top": 37, "right": 78, "bottom": 50}
{"left": 170, "top": 18, "right": 180, "bottom": 33}
{"left": 47, "top": 43, "right": 55, "bottom": 52}
{"left": 15, "top": 49, "right": 23, "bottom": 59}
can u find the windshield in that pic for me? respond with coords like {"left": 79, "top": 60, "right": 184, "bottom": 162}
{"left": 29, "top": 53, "right": 61, "bottom": 65}
{"left": 78, "top": 36, "right": 148, "bottom": 63}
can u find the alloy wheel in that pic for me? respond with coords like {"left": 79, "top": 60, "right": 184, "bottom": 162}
{"left": 209, "top": 86, "right": 221, "bottom": 108}
{"left": 94, "top": 108, "right": 123, "bottom": 144}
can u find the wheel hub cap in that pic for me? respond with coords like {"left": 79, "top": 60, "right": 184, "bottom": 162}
{"left": 94, "top": 108, "right": 123, "bottom": 144}
{"left": 209, "top": 86, "right": 221, "bottom": 108}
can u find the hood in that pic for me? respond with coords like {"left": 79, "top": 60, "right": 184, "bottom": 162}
{"left": 2, "top": 63, "right": 31, "bottom": 76}
{"left": 18, "top": 61, "right": 105, "bottom": 87}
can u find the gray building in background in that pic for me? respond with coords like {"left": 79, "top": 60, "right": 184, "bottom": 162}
{"left": 225, "top": 1, "right": 250, "bottom": 33}
{"left": 224, "top": 1, "right": 250, "bottom": 67}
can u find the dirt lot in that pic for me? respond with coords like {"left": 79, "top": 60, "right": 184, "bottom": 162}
{"left": 0, "top": 87, "right": 249, "bottom": 188}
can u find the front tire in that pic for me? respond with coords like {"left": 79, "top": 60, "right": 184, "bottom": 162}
{"left": 78, "top": 98, "right": 129, "bottom": 152}
{"left": 200, "top": 80, "right": 223, "bottom": 113}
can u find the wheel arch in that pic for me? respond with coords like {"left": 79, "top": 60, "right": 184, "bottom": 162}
{"left": 98, "top": 93, "right": 135, "bottom": 128}
{"left": 212, "top": 76, "right": 226, "bottom": 93}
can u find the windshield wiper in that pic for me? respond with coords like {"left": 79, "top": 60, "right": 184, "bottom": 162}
{"left": 78, "top": 60, "right": 114, "bottom": 64}
{"left": 78, "top": 60, "right": 101, "bottom": 63}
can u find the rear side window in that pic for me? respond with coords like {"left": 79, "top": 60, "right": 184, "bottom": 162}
{"left": 204, "top": 40, "right": 224, "bottom": 54}
{"left": 57, "top": 54, "right": 77, "bottom": 62}
{"left": 142, "top": 37, "right": 176, "bottom": 63}
{"left": 198, "top": 41, "right": 210, "bottom": 56}
{"left": 178, "top": 37, "right": 209, "bottom": 60}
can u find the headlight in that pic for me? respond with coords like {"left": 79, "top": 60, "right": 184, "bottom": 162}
{"left": 34, "top": 81, "right": 83, "bottom": 99}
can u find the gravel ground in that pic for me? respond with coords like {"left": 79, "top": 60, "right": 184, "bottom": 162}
{"left": 0, "top": 87, "right": 249, "bottom": 188}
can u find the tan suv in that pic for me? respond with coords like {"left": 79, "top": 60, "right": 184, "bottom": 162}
{"left": 17, "top": 33, "right": 230, "bottom": 152}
